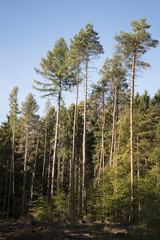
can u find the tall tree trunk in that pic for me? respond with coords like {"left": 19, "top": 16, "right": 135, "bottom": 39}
{"left": 82, "top": 52, "right": 88, "bottom": 216}
{"left": 70, "top": 64, "right": 80, "bottom": 208}
{"left": 42, "top": 124, "right": 47, "bottom": 193}
{"left": 130, "top": 52, "right": 136, "bottom": 222}
{"left": 30, "top": 135, "right": 39, "bottom": 202}
{"left": 57, "top": 155, "right": 60, "bottom": 189}
{"left": 21, "top": 129, "right": 29, "bottom": 216}
{"left": 110, "top": 86, "right": 117, "bottom": 165}
{"left": 51, "top": 83, "right": 61, "bottom": 196}
{"left": 78, "top": 154, "right": 81, "bottom": 215}
{"left": 47, "top": 147, "right": 52, "bottom": 197}
{"left": 99, "top": 90, "right": 105, "bottom": 181}
{"left": 74, "top": 155, "right": 78, "bottom": 207}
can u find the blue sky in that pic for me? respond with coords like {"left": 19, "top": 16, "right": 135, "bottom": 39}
{"left": 0, "top": 0, "right": 160, "bottom": 123}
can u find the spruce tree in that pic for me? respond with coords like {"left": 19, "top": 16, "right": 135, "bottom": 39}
{"left": 34, "top": 37, "right": 74, "bottom": 195}
{"left": 8, "top": 86, "right": 19, "bottom": 217}
{"left": 20, "top": 93, "right": 39, "bottom": 215}
{"left": 99, "top": 54, "right": 127, "bottom": 166}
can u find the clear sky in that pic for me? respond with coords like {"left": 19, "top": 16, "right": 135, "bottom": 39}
{"left": 0, "top": 0, "right": 160, "bottom": 123}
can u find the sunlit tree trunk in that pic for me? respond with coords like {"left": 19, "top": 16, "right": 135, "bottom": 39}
{"left": 82, "top": 51, "right": 88, "bottom": 216}
{"left": 99, "top": 90, "right": 105, "bottom": 181}
{"left": 130, "top": 52, "right": 136, "bottom": 222}
{"left": 57, "top": 155, "right": 60, "bottom": 188}
{"left": 47, "top": 147, "right": 52, "bottom": 197}
{"left": 70, "top": 64, "right": 80, "bottom": 208}
{"left": 110, "top": 86, "right": 117, "bottom": 165}
{"left": 78, "top": 154, "right": 81, "bottom": 214}
{"left": 51, "top": 83, "right": 61, "bottom": 196}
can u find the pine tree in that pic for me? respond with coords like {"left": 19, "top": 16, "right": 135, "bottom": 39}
{"left": 115, "top": 17, "right": 159, "bottom": 221}
{"left": 79, "top": 23, "right": 104, "bottom": 216}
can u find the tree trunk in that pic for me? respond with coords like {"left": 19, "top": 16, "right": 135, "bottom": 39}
{"left": 42, "top": 123, "right": 47, "bottom": 193}
{"left": 110, "top": 86, "right": 117, "bottom": 165}
{"left": 130, "top": 52, "right": 136, "bottom": 222}
{"left": 74, "top": 155, "right": 78, "bottom": 207}
{"left": 21, "top": 129, "right": 29, "bottom": 216}
{"left": 57, "top": 155, "right": 60, "bottom": 188}
{"left": 82, "top": 52, "right": 88, "bottom": 216}
{"left": 99, "top": 90, "right": 105, "bottom": 181}
{"left": 51, "top": 83, "right": 61, "bottom": 196}
{"left": 78, "top": 154, "right": 81, "bottom": 214}
{"left": 30, "top": 135, "right": 39, "bottom": 202}
{"left": 61, "top": 156, "right": 65, "bottom": 186}
{"left": 47, "top": 147, "right": 52, "bottom": 197}
{"left": 70, "top": 64, "right": 80, "bottom": 208}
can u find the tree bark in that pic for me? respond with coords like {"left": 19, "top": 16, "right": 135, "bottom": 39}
{"left": 21, "top": 129, "right": 29, "bottom": 216}
{"left": 42, "top": 123, "right": 47, "bottom": 193}
{"left": 82, "top": 52, "right": 88, "bottom": 216}
{"left": 70, "top": 64, "right": 80, "bottom": 208}
{"left": 57, "top": 155, "right": 60, "bottom": 188}
{"left": 99, "top": 90, "right": 105, "bottom": 181}
{"left": 30, "top": 135, "right": 39, "bottom": 201}
{"left": 47, "top": 147, "right": 52, "bottom": 197}
{"left": 78, "top": 154, "right": 81, "bottom": 214}
{"left": 130, "top": 52, "right": 136, "bottom": 222}
{"left": 110, "top": 86, "right": 117, "bottom": 165}
{"left": 51, "top": 82, "right": 61, "bottom": 196}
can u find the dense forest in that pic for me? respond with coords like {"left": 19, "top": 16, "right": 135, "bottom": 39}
{"left": 0, "top": 18, "right": 160, "bottom": 237}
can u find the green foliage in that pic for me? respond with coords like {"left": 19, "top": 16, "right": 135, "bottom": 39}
{"left": 30, "top": 191, "right": 69, "bottom": 222}
{"left": 115, "top": 18, "right": 159, "bottom": 69}
{"left": 30, "top": 196, "right": 54, "bottom": 222}
{"left": 34, "top": 37, "right": 74, "bottom": 97}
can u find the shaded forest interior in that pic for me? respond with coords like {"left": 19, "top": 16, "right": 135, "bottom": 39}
{"left": 0, "top": 18, "right": 160, "bottom": 239}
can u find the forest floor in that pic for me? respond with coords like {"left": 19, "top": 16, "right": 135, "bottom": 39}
{"left": 0, "top": 218, "right": 159, "bottom": 240}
